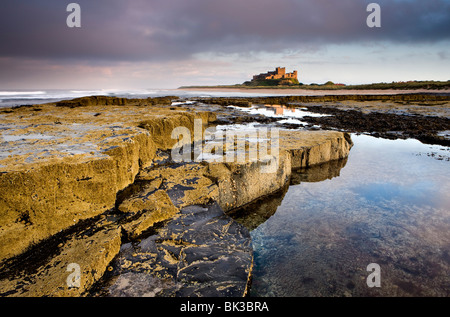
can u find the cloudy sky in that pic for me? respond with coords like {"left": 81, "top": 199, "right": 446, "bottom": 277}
{"left": 0, "top": 0, "right": 449, "bottom": 89}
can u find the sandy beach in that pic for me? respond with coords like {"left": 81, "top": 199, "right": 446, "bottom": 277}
{"left": 179, "top": 87, "right": 450, "bottom": 96}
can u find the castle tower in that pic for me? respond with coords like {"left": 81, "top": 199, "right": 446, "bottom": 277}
{"left": 276, "top": 67, "right": 286, "bottom": 77}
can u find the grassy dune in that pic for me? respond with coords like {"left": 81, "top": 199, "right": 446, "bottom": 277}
{"left": 180, "top": 80, "right": 450, "bottom": 91}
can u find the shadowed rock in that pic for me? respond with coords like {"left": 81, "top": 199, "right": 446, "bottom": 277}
{"left": 0, "top": 97, "right": 353, "bottom": 297}
{"left": 92, "top": 203, "right": 253, "bottom": 297}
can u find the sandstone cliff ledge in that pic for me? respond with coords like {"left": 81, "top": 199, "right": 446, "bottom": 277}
{"left": 0, "top": 100, "right": 214, "bottom": 261}
{"left": 0, "top": 97, "right": 352, "bottom": 297}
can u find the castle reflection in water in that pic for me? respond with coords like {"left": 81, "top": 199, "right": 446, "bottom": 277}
{"left": 263, "top": 104, "right": 296, "bottom": 116}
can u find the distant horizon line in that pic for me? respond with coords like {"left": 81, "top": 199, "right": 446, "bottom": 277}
{"left": 2, "top": 80, "right": 450, "bottom": 92}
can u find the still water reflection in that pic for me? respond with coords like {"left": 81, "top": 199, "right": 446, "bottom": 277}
{"left": 245, "top": 134, "right": 450, "bottom": 297}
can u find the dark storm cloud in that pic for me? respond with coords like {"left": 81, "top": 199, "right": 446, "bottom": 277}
{"left": 0, "top": 0, "right": 449, "bottom": 62}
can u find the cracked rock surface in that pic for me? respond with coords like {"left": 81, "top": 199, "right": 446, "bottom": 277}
{"left": 92, "top": 203, "right": 252, "bottom": 297}
{"left": 0, "top": 96, "right": 353, "bottom": 297}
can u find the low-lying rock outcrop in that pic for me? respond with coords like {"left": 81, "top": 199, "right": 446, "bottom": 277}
{"left": 0, "top": 96, "right": 353, "bottom": 297}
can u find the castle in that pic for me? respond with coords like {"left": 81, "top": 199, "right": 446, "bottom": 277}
{"left": 252, "top": 67, "right": 298, "bottom": 81}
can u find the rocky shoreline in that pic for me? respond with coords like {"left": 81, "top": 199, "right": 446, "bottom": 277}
{"left": 296, "top": 103, "right": 450, "bottom": 147}
{"left": 195, "top": 94, "right": 450, "bottom": 146}
{"left": 1, "top": 92, "right": 447, "bottom": 297}
{"left": 0, "top": 96, "right": 353, "bottom": 297}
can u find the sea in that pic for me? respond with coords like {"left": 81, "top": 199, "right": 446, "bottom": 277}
{"left": 0, "top": 89, "right": 296, "bottom": 108}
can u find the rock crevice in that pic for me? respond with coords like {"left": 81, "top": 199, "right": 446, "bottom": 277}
{"left": 0, "top": 98, "right": 353, "bottom": 297}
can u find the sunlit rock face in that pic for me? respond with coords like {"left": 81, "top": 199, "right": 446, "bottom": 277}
{"left": 0, "top": 96, "right": 353, "bottom": 297}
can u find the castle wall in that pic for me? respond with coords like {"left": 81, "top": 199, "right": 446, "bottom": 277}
{"left": 252, "top": 67, "right": 298, "bottom": 82}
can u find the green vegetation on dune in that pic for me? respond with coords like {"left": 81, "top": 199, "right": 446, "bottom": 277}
{"left": 180, "top": 80, "right": 450, "bottom": 91}
{"left": 243, "top": 78, "right": 300, "bottom": 87}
